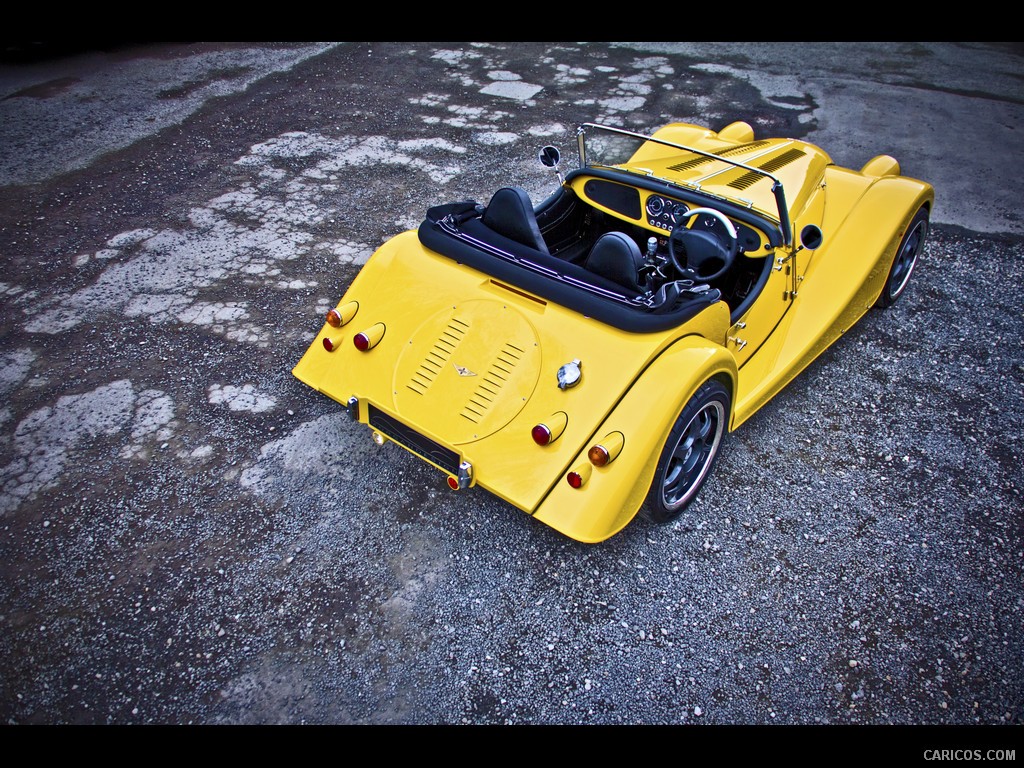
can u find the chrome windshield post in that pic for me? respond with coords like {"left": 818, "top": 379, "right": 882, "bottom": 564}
{"left": 576, "top": 125, "right": 588, "bottom": 168}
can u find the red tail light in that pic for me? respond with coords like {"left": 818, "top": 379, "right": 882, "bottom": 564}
{"left": 566, "top": 462, "right": 591, "bottom": 488}
{"left": 353, "top": 322, "right": 386, "bottom": 351}
{"left": 531, "top": 412, "right": 567, "bottom": 446}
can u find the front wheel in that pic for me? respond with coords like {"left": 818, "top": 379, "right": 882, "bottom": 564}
{"left": 876, "top": 207, "right": 929, "bottom": 308}
{"left": 641, "top": 380, "right": 730, "bottom": 524}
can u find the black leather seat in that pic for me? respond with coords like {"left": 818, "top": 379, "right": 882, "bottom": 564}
{"left": 584, "top": 232, "right": 645, "bottom": 291}
{"left": 481, "top": 187, "right": 550, "bottom": 255}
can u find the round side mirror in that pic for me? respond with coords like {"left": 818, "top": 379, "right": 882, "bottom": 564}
{"left": 800, "top": 224, "right": 823, "bottom": 250}
{"left": 539, "top": 145, "right": 560, "bottom": 169}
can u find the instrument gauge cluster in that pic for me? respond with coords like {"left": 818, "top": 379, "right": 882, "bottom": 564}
{"left": 645, "top": 194, "right": 690, "bottom": 230}
{"left": 643, "top": 193, "right": 765, "bottom": 253}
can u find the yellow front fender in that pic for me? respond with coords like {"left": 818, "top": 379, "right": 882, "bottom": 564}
{"left": 532, "top": 336, "right": 738, "bottom": 543}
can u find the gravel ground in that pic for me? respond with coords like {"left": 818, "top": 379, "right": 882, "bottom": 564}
{"left": 0, "top": 42, "right": 1020, "bottom": 742}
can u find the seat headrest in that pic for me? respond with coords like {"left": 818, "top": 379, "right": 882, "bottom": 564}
{"left": 585, "top": 232, "right": 644, "bottom": 292}
{"left": 481, "top": 187, "right": 549, "bottom": 255}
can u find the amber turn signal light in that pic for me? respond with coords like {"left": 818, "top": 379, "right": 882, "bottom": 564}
{"left": 587, "top": 431, "right": 624, "bottom": 467}
{"left": 326, "top": 301, "right": 358, "bottom": 328}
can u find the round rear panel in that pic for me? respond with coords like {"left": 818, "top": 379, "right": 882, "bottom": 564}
{"left": 393, "top": 300, "right": 541, "bottom": 444}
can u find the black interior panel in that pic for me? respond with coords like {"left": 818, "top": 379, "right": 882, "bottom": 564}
{"left": 583, "top": 179, "right": 642, "bottom": 220}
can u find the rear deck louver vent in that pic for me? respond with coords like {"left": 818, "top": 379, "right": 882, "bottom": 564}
{"left": 727, "top": 147, "right": 806, "bottom": 190}
{"left": 460, "top": 343, "right": 525, "bottom": 424}
{"left": 407, "top": 318, "right": 468, "bottom": 395}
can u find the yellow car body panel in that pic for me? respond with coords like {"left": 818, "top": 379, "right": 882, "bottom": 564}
{"left": 733, "top": 173, "right": 934, "bottom": 426}
{"left": 532, "top": 335, "right": 736, "bottom": 543}
{"left": 294, "top": 234, "right": 732, "bottom": 514}
{"left": 293, "top": 120, "right": 934, "bottom": 543}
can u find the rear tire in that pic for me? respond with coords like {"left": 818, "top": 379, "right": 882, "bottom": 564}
{"left": 876, "top": 207, "right": 929, "bottom": 308}
{"left": 641, "top": 380, "right": 730, "bottom": 525}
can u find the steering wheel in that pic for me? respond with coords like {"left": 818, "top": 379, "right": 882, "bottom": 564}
{"left": 668, "top": 207, "right": 739, "bottom": 282}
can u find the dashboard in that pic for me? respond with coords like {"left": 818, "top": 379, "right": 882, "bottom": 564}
{"left": 576, "top": 176, "right": 770, "bottom": 256}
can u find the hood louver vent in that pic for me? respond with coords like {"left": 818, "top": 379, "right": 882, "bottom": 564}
{"left": 667, "top": 141, "right": 774, "bottom": 174}
{"left": 407, "top": 318, "right": 468, "bottom": 395}
{"left": 727, "top": 147, "right": 806, "bottom": 190}
{"left": 460, "top": 342, "right": 525, "bottom": 424}
{"left": 728, "top": 171, "right": 765, "bottom": 191}
{"left": 721, "top": 140, "right": 772, "bottom": 156}
{"left": 759, "top": 147, "right": 806, "bottom": 172}
{"left": 667, "top": 155, "right": 715, "bottom": 173}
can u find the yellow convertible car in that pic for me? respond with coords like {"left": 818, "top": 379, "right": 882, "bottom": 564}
{"left": 293, "top": 121, "right": 933, "bottom": 543}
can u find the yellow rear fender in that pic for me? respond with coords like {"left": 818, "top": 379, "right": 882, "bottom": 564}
{"left": 292, "top": 232, "right": 417, "bottom": 393}
{"left": 531, "top": 336, "right": 737, "bottom": 544}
